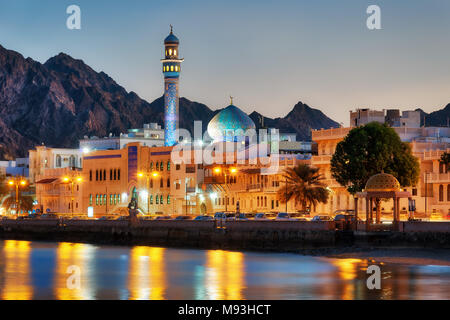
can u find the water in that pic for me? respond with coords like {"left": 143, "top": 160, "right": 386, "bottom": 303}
{"left": 0, "top": 240, "right": 449, "bottom": 300}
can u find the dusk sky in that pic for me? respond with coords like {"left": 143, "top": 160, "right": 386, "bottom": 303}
{"left": 0, "top": 0, "right": 449, "bottom": 125}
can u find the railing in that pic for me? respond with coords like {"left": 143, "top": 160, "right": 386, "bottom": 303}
{"left": 247, "top": 184, "right": 262, "bottom": 191}
{"left": 185, "top": 166, "right": 196, "bottom": 173}
{"left": 311, "top": 127, "right": 351, "bottom": 140}
{"left": 311, "top": 155, "right": 332, "bottom": 164}
{"left": 203, "top": 176, "right": 225, "bottom": 184}
{"left": 427, "top": 172, "right": 450, "bottom": 183}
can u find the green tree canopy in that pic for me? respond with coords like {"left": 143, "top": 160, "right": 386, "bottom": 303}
{"left": 440, "top": 152, "right": 450, "bottom": 171}
{"left": 330, "top": 122, "right": 420, "bottom": 195}
{"left": 277, "top": 164, "right": 329, "bottom": 210}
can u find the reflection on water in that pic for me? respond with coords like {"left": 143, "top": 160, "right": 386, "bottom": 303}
{"left": 0, "top": 240, "right": 449, "bottom": 300}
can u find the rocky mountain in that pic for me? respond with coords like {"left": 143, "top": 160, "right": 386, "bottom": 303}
{"left": 416, "top": 104, "right": 450, "bottom": 127}
{"left": 0, "top": 45, "right": 338, "bottom": 159}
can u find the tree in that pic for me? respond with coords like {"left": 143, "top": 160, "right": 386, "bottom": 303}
{"left": 277, "top": 164, "right": 329, "bottom": 211}
{"left": 2, "top": 195, "right": 34, "bottom": 212}
{"left": 331, "top": 122, "right": 420, "bottom": 195}
{"left": 440, "top": 152, "right": 450, "bottom": 172}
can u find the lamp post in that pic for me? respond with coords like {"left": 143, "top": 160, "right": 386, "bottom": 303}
{"left": 138, "top": 170, "right": 159, "bottom": 215}
{"left": 7, "top": 176, "right": 28, "bottom": 215}
{"left": 214, "top": 167, "right": 238, "bottom": 213}
{"left": 62, "top": 174, "right": 83, "bottom": 216}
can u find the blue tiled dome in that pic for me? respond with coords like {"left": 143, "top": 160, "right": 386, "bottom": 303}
{"left": 164, "top": 32, "right": 179, "bottom": 44}
{"left": 207, "top": 104, "right": 256, "bottom": 141}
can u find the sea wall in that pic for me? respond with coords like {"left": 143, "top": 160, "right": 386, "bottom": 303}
{"left": 0, "top": 219, "right": 449, "bottom": 251}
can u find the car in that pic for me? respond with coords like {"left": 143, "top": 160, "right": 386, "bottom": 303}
{"left": 98, "top": 216, "right": 116, "bottom": 221}
{"left": 174, "top": 215, "right": 194, "bottom": 220}
{"left": 312, "top": 215, "right": 333, "bottom": 221}
{"left": 224, "top": 213, "right": 236, "bottom": 221}
{"left": 194, "top": 215, "right": 214, "bottom": 221}
{"left": 0, "top": 216, "right": 9, "bottom": 221}
{"left": 155, "top": 215, "right": 171, "bottom": 220}
{"left": 236, "top": 213, "right": 254, "bottom": 221}
{"left": 138, "top": 215, "right": 154, "bottom": 220}
{"left": 115, "top": 216, "right": 130, "bottom": 221}
{"left": 214, "top": 212, "right": 225, "bottom": 220}
{"left": 275, "top": 212, "right": 292, "bottom": 220}
{"left": 334, "top": 214, "right": 360, "bottom": 222}
{"left": 254, "top": 213, "right": 277, "bottom": 221}
{"left": 40, "top": 213, "right": 59, "bottom": 220}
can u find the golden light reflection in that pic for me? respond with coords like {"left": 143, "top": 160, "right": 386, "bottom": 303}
{"left": 128, "top": 246, "right": 166, "bottom": 300}
{"left": 330, "top": 258, "right": 366, "bottom": 300}
{"left": 54, "top": 242, "right": 96, "bottom": 300}
{"left": 205, "top": 250, "right": 245, "bottom": 300}
{"left": 1, "top": 240, "right": 33, "bottom": 300}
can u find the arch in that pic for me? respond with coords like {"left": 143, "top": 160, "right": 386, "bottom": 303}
{"left": 69, "top": 155, "right": 76, "bottom": 167}
{"left": 56, "top": 155, "right": 62, "bottom": 168}
{"left": 200, "top": 203, "right": 207, "bottom": 215}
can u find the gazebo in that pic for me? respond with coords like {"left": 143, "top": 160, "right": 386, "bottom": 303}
{"left": 356, "top": 172, "right": 412, "bottom": 231}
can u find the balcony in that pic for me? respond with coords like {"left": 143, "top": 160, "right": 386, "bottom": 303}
{"left": 427, "top": 173, "right": 450, "bottom": 183}
{"left": 247, "top": 183, "right": 262, "bottom": 191}
{"left": 185, "top": 166, "right": 196, "bottom": 174}
{"left": 312, "top": 155, "right": 332, "bottom": 165}
{"left": 203, "top": 176, "right": 225, "bottom": 184}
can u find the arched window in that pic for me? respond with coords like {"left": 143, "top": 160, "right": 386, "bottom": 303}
{"left": 167, "top": 161, "right": 170, "bottom": 171}
{"left": 160, "top": 161, "right": 164, "bottom": 171}
{"left": 56, "top": 155, "right": 62, "bottom": 168}
{"left": 167, "top": 195, "right": 170, "bottom": 204}
{"left": 89, "top": 170, "right": 92, "bottom": 181}
{"left": 174, "top": 49, "right": 177, "bottom": 56}
{"left": 175, "top": 66, "right": 178, "bottom": 72}
{"left": 150, "top": 162, "right": 154, "bottom": 171}
{"left": 169, "top": 49, "right": 172, "bottom": 55}
{"left": 156, "top": 195, "right": 159, "bottom": 205}
{"left": 118, "top": 169, "right": 121, "bottom": 180}
{"left": 160, "top": 178, "right": 163, "bottom": 188}
{"left": 114, "top": 169, "right": 117, "bottom": 180}
{"left": 132, "top": 187, "right": 138, "bottom": 201}
{"left": 103, "top": 195, "right": 107, "bottom": 205}
{"left": 257, "top": 197, "right": 260, "bottom": 207}
{"left": 89, "top": 194, "right": 93, "bottom": 205}
{"left": 167, "top": 178, "right": 170, "bottom": 188}
{"left": 160, "top": 195, "right": 163, "bottom": 205}
{"left": 439, "top": 185, "right": 444, "bottom": 202}
{"left": 118, "top": 194, "right": 121, "bottom": 203}
{"left": 170, "top": 65, "right": 174, "bottom": 72}
{"left": 150, "top": 195, "right": 153, "bottom": 205}
{"left": 69, "top": 155, "right": 76, "bottom": 167}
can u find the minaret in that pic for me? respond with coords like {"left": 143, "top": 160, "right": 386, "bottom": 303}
{"left": 161, "top": 25, "right": 184, "bottom": 147}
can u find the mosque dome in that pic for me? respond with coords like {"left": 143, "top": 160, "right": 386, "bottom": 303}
{"left": 365, "top": 172, "right": 401, "bottom": 192}
{"left": 207, "top": 102, "right": 256, "bottom": 141}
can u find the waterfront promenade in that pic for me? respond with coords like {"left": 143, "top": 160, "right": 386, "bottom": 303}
{"left": 1, "top": 219, "right": 449, "bottom": 252}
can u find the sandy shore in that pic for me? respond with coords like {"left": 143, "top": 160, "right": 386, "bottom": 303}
{"left": 325, "top": 248, "right": 450, "bottom": 266}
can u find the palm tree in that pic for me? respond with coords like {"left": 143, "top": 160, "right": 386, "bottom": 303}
{"left": 277, "top": 164, "right": 329, "bottom": 211}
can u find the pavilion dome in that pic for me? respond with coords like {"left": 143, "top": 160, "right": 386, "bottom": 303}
{"left": 365, "top": 172, "right": 401, "bottom": 192}
{"left": 207, "top": 103, "right": 256, "bottom": 141}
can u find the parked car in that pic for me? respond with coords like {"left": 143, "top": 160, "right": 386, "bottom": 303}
{"left": 98, "top": 216, "right": 116, "bottom": 221}
{"left": 275, "top": 212, "right": 292, "bottom": 220}
{"left": 155, "top": 215, "right": 171, "bottom": 220}
{"left": 40, "top": 213, "right": 59, "bottom": 220}
{"left": 138, "top": 216, "right": 154, "bottom": 220}
{"left": 174, "top": 215, "right": 194, "bottom": 220}
{"left": 334, "top": 214, "right": 359, "bottom": 222}
{"left": 236, "top": 213, "right": 254, "bottom": 221}
{"left": 214, "top": 212, "right": 225, "bottom": 220}
{"left": 194, "top": 215, "right": 214, "bottom": 221}
{"left": 115, "top": 216, "right": 130, "bottom": 221}
{"left": 312, "top": 215, "right": 333, "bottom": 221}
{"left": 254, "top": 213, "right": 277, "bottom": 221}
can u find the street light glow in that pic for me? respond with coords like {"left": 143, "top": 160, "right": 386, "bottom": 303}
{"left": 214, "top": 167, "right": 221, "bottom": 174}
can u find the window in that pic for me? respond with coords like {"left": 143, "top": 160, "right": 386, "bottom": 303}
{"left": 412, "top": 188, "right": 417, "bottom": 196}
{"left": 103, "top": 194, "right": 107, "bottom": 205}
{"left": 96, "top": 170, "right": 99, "bottom": 181}
{"left": 439, "top": 185, "right": 444, "bottom": 202}
{"left": 114, "top": 194, "right": 117, "bottom": 205}
{"left": 257, "top": 197, "right": 259, "bottom": 207}
{"left": 156, "top": 195, "right": 159, "bottom": 205}
{"left": 174, "top": 49, "right": 177, "bottom": 55}
{"left": 167, "top": 195, "right": 170, "bottom": 204}
{"left": 89, "top": 194, "right": 93, "bottom": 205}
{"left": 98, "top": 195, "right": 102, "bottom": 206}
{"left": 160, "top": 195, "right": 163, "bottom": 205}
{"left": 89, "top": 170, "right": 92, "bottom": 181}
{"left": 110, "top": 169, "right": 113, "bottom": 180}
{"left": 103, "top": 170, "right": 107, "bottom": 181}
{"left": 170, "top": 65, "right": 174, "bottom": 72}
{"left": 167, "top": 178, "right": 170, "bottom": 188}
{"left": 160, "top": 179, "right": 163, "bottom": 188}
{"left": 150, "top": 162, "right": 153, "bottom": 171}
{"left": 176, "top": 164, "right": 181, "bottom": 170}
{"left": 118, "top": 169, "right": 121, "bottom": 180}
{"left": 160, "top": 162, "right": 164, "bottom": 171}
{"left": 118, "top": 194, "right": 121, "bottom": 203}
{"left": 110, "top": 194, "right": 113, "bottom": 205}
{"left": 69, "top": 155, "right": 76, "bottom": 167}
{"left": 150, "top": 179, "right": 154, "bottom": 188}
{"left": 56, "top": 155, "right": 62, "bottom": 168}
{"left": 175, "top": 66, "right": 178, "bottom": 72}
{"left": 167, "top": 161, "right": 170, "bottom": 171}
{"left": 169, "top": 48, "right": 172, "bottom": 55}
{"left": 114, "top": 169, "right": 117, "bottom": 180}
{"left": 150, "top": 195, "right": 153, "bottom": 205}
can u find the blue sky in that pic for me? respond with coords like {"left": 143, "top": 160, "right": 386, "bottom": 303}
{"left": 0, "top": 0, "right": 449, "bottom": 125}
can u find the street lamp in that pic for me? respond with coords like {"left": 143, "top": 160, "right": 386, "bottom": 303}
{"left": 138, "top": 170, "right": 159, "bottom": 215}
{"left": 7, "top": 176, "right": 28, "bottom": 215}
{"left": 62, "top": 174, "right": 83, "bottom": 216}
{"left": 213, "top": 166, "right": 238, "bottom": 212}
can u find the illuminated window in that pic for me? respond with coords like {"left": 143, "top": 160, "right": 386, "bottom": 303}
{"left": 160, "top": 195, "right": 163, "bottom": 205}
{"left": 150, "top": 195, "right": 153, "bottom": 204}
{"left": 103, "top": 195, "right": 107, "bottom": 205}
{"left": 163, "top": 66, "right": 166, "bottom": 72}
{"left": 175, "top": 66, "right": 179, "bottom": 72}
{"left": 167, "top": 161, "right": 170, "bottom": 171}
{"left": 167, "top": 195, "right": 170, "bottom": 204}
{"left": 110, "top": 194, "right": 113, "bottom": 205}
{"left": 150, "top": 162, "right": 154, "bottom": 171}
{"left": 170, "top": 65, "right": 174, "bottom": 72}
{"left": 156, "top": 195, "right": 159, "bottom": 205}
{"left": 174, "top": 49, "right": 177, "bottom": 55}
{"left": 118, "top": 194, "right": 121, "bottom": 203}
{"left": 169, "top": 49, "right": 172, "bottom": 55}
{"left": 160, "top": 161, "right": 164, "bottom": 171}
{"left": 89, "top": 194, "right": 93, "bottom": 205}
